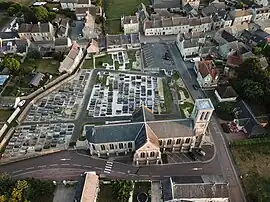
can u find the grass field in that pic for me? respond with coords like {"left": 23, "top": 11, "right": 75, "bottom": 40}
{"left": 232, "top": 141, "right": 270, "bottom": 201}
{"left": 35, "top": 59, "right": 59, "bottom": 74}
{"left": 179, "top": 102, "right": 194, "bottom": 114}
{"left": 105, "top": 0, "right": 148, "bottom": 33}
{"left": 82, "top": 59, "right": 94, "bottom": 69}
{"left": 0, "top": 109, "right": 14, "bottom": 122}
{"left": 95, "top": 54, "right": 113, "bottom": 67}
{"left": 162, "top": 79, "right": 173, "bottom": 114}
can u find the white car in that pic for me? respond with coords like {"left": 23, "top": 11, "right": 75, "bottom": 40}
{"left": 18, "top": 100, "right": 26, "bottom": 107}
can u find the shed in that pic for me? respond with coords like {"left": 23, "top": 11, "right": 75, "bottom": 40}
{"left": 0, "top": 75, "right": 9, "bottom": 86}
{"left": 29, "top": 72, "right": 45, "bottom": 87}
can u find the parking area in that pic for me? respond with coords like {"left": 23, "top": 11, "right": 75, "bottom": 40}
{"left": 88, "top": 72, "right": 164, "bottom": 117}
{"left": 165, "top": 145, "right": 215, "bottom": 164}
{"left": 25, "top": 70, "right": 92, "bottom": 122}
{"left": 2, "top": 123, "right": 74, "bottom": 159}
{"left": 142, "top": 42, "right": 175, "bottom": 73}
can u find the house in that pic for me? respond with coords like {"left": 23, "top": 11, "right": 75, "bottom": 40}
{"left": 29, "top": 72, "right": 45, "bottom": 87}
{"left": 233, "top": 100, "right": 267, "bottom": 137}
{"left": 218, "top": 41, "right": 252, "bottom": 59}
{"left": 194, "top": 60, "right": 219, "bottom": 88}
{"left": 176, "top": 32, "right": 205, "bottom": 60}
{"left": 162, "top": 175, "right": 229, "bottom": 202}
{"left": 229, "top": 9, "right": 253, "bottom": 26}
{"left": 255, "top": 0, "right": 269, "bottom": 7}
{"left": 74, "top": 172, "right": 99, "bottom": 202}
{"left": 87, "top": 38, "right": 99, "bottom": 55}
{"left": 75, "top": 6, "right": 102, "bottom": 20}
{"left": 82, "top": 11, "right": 99, "bottom": 39}
{"left": 214, "top": 29, "right": 237, "bottom": 45}
{"left": 58, "top": 41, "right": 84, "bottom": 73}
{"left": 215, "top": 85, "right": 238, "bottom": 102}
{"left": 201, "top": 0, "right": 232, "bottom": 29}
{"left": 249, "top": 20, "right": 270, "bottom": 34}
{"left": 0, "top": 32, "right": 30, "bottom": 55}
{"left": 251, "top": 7, "right": 270, "bottom": 22}
{"left": 239, "top": 29, "right": 270, "bottom": 47}
{"left": 85, "top": 99, "right": 215, "bottom": 166}
{"left": 60, "top": 0, "right": 91, "bottom": 11}
{"left": 143, "top": 16, "right": 212, "bottom": 36}
{"left": 54, "top": 37, "right": 72, "bottom": 51}
{"left": 182, "top": 3, "right": 198, "bottom": 17}
{"left": 106, "top": 33, "right": 140, "bottom": 52}
{"left": 18, "top": 22, "right": 55, "bottom": 41}
{"left": 54, "top": 18, "right": 70, "bottom": 37}
{"left": 121, "top": 16, "right": 139, "bottom": 34}
{"left": 181, "top": 0, "right": 200, "bottom": 10}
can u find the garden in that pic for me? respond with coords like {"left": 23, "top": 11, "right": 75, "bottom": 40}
{"left": 0, "top": 173, "right": 56, "bottom": 202}
{"left": 162, "top": 79, "right": 173, "bottom": 114}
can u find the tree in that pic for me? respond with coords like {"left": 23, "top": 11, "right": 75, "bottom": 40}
{"left": 240, "top": 79, "right": 265, "bottom": 103}
{"left": 34, "top": 6, "right": 49, "bottom": 22}
{"left": 22, "top": 7, "right": 36, "bottom": 23}
{"left": 26, "top": 48, "right": 41, "bottom": 59}
{"left": 112, "top": 180, "right": 133, "bottom": 202}
{"left": 253, "top": 46, "right": 262, "bottom": 56}
{"left": 2, "top": 57, "right": 20, "bottom": 73}
{"left": 0, "top": 173, "right": 13, "bottom": 197}
{"left": 9, "top": 180, "right": 28, "bottom": 202}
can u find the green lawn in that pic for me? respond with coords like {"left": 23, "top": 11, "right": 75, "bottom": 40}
{"left": 82, "top": 59, "right": 94, "bottom": 69}
{"left": 232, "top": 140, "right": 270, "bottom": 202}
{"left": 106, "top": 19, "right": 122, "bottom": 34}
{"left": 162, "top": 79, "right": 173, "bottom": 114}
{"left": 36, "top": 59, "right": 59, "bottom": 74}
{"left": 132, "top": 182, "right": 151, "bottom": 202}
{"left": 179, "top": 102, "right": 194, "bottom": 114}
{"left": 97, "top": 184, "right": 118, "bottom": 202}
{"left": 106, "top": 0, "right": 148, "bottom": 19}
{"left": 95, "top": 54, "right": 113, "bottom": 68}
{"left": 178, "top": 86, "right": 189, "bottom": 98}
{"left": 0, "top": 109, "right": 14, "bottom": 122}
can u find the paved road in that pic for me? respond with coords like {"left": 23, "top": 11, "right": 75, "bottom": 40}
{"left": 0, "top": 150, "right": 221, "bottom": 180}
{"left": 168, "top": 43, "right": 246, "bottom": 202}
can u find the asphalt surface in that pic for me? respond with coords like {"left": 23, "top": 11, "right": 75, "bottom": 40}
{"left": 167, "top": 43, "right": 246, "bottom": 202}
{"left": 0, "top": 150, "right": 220, "bottom": 180}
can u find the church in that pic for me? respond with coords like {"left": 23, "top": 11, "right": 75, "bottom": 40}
{"left": 84, "top": 99, "right": 214, "bottom": 166}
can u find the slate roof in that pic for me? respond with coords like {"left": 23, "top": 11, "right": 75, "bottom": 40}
{"left": 221, "top": 30, "right": 237, "bottom": 42}
{"left": 29, "top": 72, "right": 45, "bottom": 87}
{"left": 18, "top": 23, "right": 33, "bottom": 33}
{"left": 0, "top": 32, "right": 19, "bottom": 39}
{"left": 234, "top": 101, "right": 266, "bottom": 136}
{"left": 147, "top": 119, "right": 194, "bottom": 138}
{"left": 86, "top": 123, "right": 145, "bottom": 143}
{"left": 31, "top": 23, "right": 50, "bottom": 33}
{"left": 216, "top": 85, "right": 238, "bottom": 98}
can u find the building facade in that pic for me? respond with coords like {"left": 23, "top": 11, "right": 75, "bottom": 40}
{"left": 230, "top": 9, "right": 252, "bottom": 25}
{"left": 85, "top": 99, "right": 214, "bottom": 166}
{"left": 143, "top": 17, "right": 212, "bottom": 36}
{"left": 251, "top": 7, "right": 270, "bottom": 22}
{"left": 121, "top": 16, "right": 139, "bottom": 34}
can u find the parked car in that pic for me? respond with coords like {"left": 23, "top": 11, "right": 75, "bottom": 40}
{"left": 192, "top": 84, "right": 198, "bottom": 90}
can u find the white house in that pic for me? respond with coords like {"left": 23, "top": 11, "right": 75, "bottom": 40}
{"left": 60, "top": 0, "right": 91, "bottom": 11}
{"left": 251, "top": 7, "right": 270, "bottom": 22}
{"left": 143, "top": 16, "right": 212, "bottom": 36}
{"left": 58, "top": 41, "right": 83, "bottom": 74}
{"left": 194, "top": 60, "right": 219, "bottom": 88}
{"left": 176, "top": 32, "right": 205, "bottom": 60}
{"left": 255, "top": 0, "right": 269, "bottom": 7}
{"left": 229, "top": 9, "right": 252, "bottom": 26}
{"left": 18, "top": 22, "right": 55, "bottom": 41}
{"left": 181, "top": 0, "right": 200, "bottom": 10}
{"left": 214, "top": 85, "right": 238, "bottom": 102}
{"left": 85, "top": 99, "right": 214, "bottom": 166}
{"left": 121, "top": 16, "right": 139, "bottom": 34}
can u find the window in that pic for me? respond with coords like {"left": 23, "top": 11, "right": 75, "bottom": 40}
{"left": 119, "top": 143, "right": 123, "bottom": 149}
{"left": 92, "top": 144, "right": 96, "bottom": 150}
{"left": 176, "top": 138, "right": 181, "bottom": 144}
{"left": 101, "top": 145, "right": 105, "bottom": 150}
{"left": 167, "top": 139, "right": 172, "bottom": 145}
{"left": 200, "top": 112, "right": 205, "bottom": 120}
{"left": 159, "top": 140, "right": 162, "bottom": 146}
{"left": 150, "top": 152, "right": 155, "bottom": 157}
{"left": 205, "top": 112, "right": 210, "bottom": 120}
{"left": 185, "top": 138, "right": 190, "bottom": 144}
{"left": 109, "top": 144, "right": 114, "bottom": 150}
{"left": 140, "top": 152, "right": 145, "bottom": 158}
{"left": 128, "top": 142, "right": 132, "bottom": 148}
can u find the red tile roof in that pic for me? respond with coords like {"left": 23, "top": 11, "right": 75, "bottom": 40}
{"left": 198, "top": 60, "right": 217, "bottom": 79}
